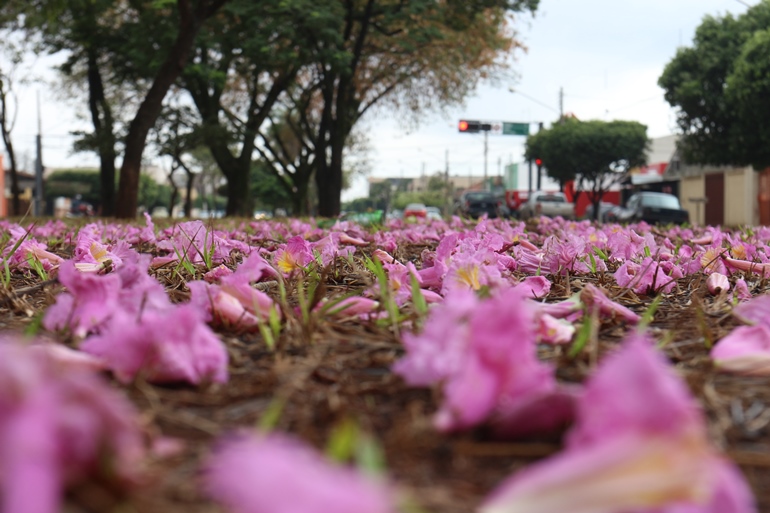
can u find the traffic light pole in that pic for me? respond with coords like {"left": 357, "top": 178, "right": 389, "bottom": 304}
{"left": 527, "top": 160, "right": 532, "bottom": 194}
{"left": 483, "top": 130, "right": 488, "bottom": 191}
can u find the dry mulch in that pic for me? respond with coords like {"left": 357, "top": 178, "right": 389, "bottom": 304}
{"left": 1, "top": 238, "right": 770, "bottom": 513}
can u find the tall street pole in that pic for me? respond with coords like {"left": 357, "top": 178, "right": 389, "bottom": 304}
{"left": 34, "top": 91, "right": 43, "bottom": 217}
{"left": 483, "top": 130, "right": 488, "bottom": 191}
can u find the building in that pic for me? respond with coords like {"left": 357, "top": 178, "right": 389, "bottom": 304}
{"left": 1, "top": 155, "right": 39, "bottom": 217}
{"left": 662, "top": 139, "right": 759, "bottom": 226}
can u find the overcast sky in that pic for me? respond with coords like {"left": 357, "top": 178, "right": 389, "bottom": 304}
{"left": 2, "top": 0, "right": 753, "bottom": 200}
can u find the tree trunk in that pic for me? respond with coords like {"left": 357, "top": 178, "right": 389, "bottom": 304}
{"left": 86, "top": 48, "right": 117, "bottom": 217}
{"left": 225, "top": 160, "right": 251, "bottom": 216}
{"left": 115, "top": 0, "right": 222, "bottom": 218}
{"left": 184, "top": 170, "right": 196, "bottom": 217}
{"left": 0, "top": 87, "right": 20, "bottom": 216}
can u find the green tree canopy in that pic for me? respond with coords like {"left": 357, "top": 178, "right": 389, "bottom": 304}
{"left": 659, "top": 1, "right": 770, "bottom": 169}
{"left": 525, "top": 118, "right": 648, "bottom": 219}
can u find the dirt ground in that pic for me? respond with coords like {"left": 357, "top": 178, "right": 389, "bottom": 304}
{"left": 2, "top": 238, "right": 770, "bottom": 513}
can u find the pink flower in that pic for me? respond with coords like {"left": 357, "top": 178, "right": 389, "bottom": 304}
{"left": 317, "top": 296, "right": 380, "bottom": 318}
{"left": 203, "top": 431, "right": 395, "bottom": 513}
{"left": 580, "top": 283, "right": 640, "bottom": 324}
{"left": 536, "top": 313, "right": 575, "bottom": 345}
{"left": 707, "top": 272, "right": 730, "bottom": 295}
{"left": 0, "top": 337, "right": 144, "bottom": 513}
{"left": 395, "top": 287, "right": 573, "bottom": 435}
{"left": 44, "top": 257, "right": 172, "bottom": 338}
{"left": 722, "top": 255, "right": 770, "bottom": 277}
{"left": 614, "top": 257, "right": 676, "bottom": 295}
{"left": 393, "top": 289, "right": 478, "bottom": 387}
{"left": 733, "top": 294, "right": 770, "bottom": 326}
{"left": 274, "top": 236, "right": 315, "bottom": 274}
{"left": 711, "top": 325, "right": 770, "bottom": 376}
{"left": 480, "top": 332, "right": 755, "bottom": 513}
{"left": 733, "top": 278, "right": 752, "bottom": 301}
{"left": 43, "top": 261, "right": 122, "bottom": 337}
{"left": 80, "top": 305, "right": 228, "bottom": 385}
{"left": 518, "top": 276, "right": 551, "bottom": 299}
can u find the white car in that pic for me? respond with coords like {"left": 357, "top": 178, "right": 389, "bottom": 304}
{"left": 426, "top": 206, "right": 442, "bottom": 220}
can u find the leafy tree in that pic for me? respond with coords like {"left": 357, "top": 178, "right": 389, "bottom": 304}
{"left": 658, "top": 2, "right": 770, "bottom": 168}
{"left": 303, "top": 0, "right": 539, "bottom": 217}
{"left": 2, "top": 0, "right": 129, "bottom": 217}
{"left": 526, "top": 119, "right": 648, "bottom": 220}
{"left": 725, "top": 27, "right": 770, "bottom": 169}
{"left": 249, "top": 160, "right": 293, "bottom": 214}
{"left": 151, "top": 101, "right": 202, "bottom": 217}
{"left": 112, "top": 0, "right": 228, "bottom": 218}
{"left": 180, "top": 0, "right": 325, "bottom": 216}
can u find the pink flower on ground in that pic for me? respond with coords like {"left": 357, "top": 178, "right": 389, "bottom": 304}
{"left": 395, "top": 287, "right": 574, "bottom": 436}
{"left": 316, "top": 296, "right": 380, "bottom": 318}
{"left": 274, "top": 236, "right": 315, "bottom": 274}
{"left": 518, "top": 276, "right": 551, "bottom": 299}
{"left": 733, "top": 294, "right": 770, "bottom": 326}
{"left": 203, "top": 431, "right": 396, "bottom": 513}
{"left": 536, "top": 313, "right": 575, "bottom": 345}
{"left": 480, "top": 332, "right": 755, "bottom": 513}
{"left": 711, "top": 325, "right": 770, "bottom": 376}
{"left": 187, "top": 280, "right": 279, "bottom": 331}
{"left": 43, "top": 261, "right": 122, "bottom": 337}
{"left": 44, "top": 257, "right": 172, "bottom": 338}
{"left": 722, "top": 255, "right": 770, "bottom": 277}
{"left": 580, "top": 283, "right": 640, "bottom": 324}
{"left": 707, "top": 272, "right": 730, "bottom": 295}
{"left": 0, "top": 337, "right": 144, "bottom": 513}
{"left": 733, "top": 278, "right": 752, "bottom": 301}
{"left": 393, "top": 289, "right": 478, "bottom": 387}
{"left": 614, "top": 257, "right": 676, "bottom": 295}
{"left": 80, "top": 305, "right": 228, "bottom": 385}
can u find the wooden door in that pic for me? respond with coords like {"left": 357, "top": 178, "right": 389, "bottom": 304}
{"left": 705, "top": 173, "right": 724, "bottom": 226}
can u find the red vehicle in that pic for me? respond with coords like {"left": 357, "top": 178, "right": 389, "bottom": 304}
{"left": 403, "top": 203, "right": 427, "bottom": 218}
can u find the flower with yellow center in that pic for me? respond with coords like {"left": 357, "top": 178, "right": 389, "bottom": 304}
{"left": 455, "top": 265, "right": 481, "bottom": 290}
{"left": 731, "top": 244, "right": 747, "bottom": 261}
{"left": 700, "top": 247, "right": 723, "bottom": 272}
{"left": 276, "top": 252, "right": 300, "bottom": 274}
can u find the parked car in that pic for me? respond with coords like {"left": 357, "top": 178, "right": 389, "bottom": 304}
{"left": 426, "top": 206, "right": 443, "bottom": 220}
{"left": 404, "top": 203, "right": 428, "bottom": 219}
{"left": 455, "top": 191, "right": 499, "bottom": 219}
{"left": 518, "top": 191, "right": 575, "bottom": 220}
{"left": 617, "top": 192, "right": 689, "bottom": 225}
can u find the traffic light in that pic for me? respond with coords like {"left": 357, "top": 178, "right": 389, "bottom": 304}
{"left": 458, "top": 120, "right": 492, "bottom": 133}
{"left": 459, "top": 120, "right": 480, "bottom": 133}
{"left": 535, "top": 158, "right": 543, "bottom": 166}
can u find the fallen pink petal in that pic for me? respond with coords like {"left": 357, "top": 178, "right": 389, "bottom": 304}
{"left": 204, "top": 431, "right": 396, "bottom": 513}
{"left": 480, "top": 333, "right": 755, "bottom": 513}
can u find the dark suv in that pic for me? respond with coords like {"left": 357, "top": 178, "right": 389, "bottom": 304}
{"left": 455, "top": 191, "right": 499, "bottom": 219}
{"left": 618, "top": 192, "right": 689, "bottom": 225}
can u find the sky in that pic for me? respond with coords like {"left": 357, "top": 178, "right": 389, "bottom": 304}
{"left": 1, "top": 0, "right": 755, "bottom": 200}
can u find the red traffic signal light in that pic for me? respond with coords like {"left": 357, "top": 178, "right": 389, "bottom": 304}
{"left": 458, "top": 120, "right": 486, "bottom": 133}
{"left": 535, "top": 158, "right": 543, "bottom": 166}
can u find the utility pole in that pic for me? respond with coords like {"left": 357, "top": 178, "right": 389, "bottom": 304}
{"left": 445, "top": 149, "right": 450, "bottom": 217}
{"left": 483, "top": 130, "right": 488, "bottom": 191}
{"left": 559, "top": 87, "right": 564, "bottom": 120}
{"left": 536, "top": 122, "right": 544, "bottom": 191}
{"left": 34, "top": 91, "right": 43, "bottom": 217}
